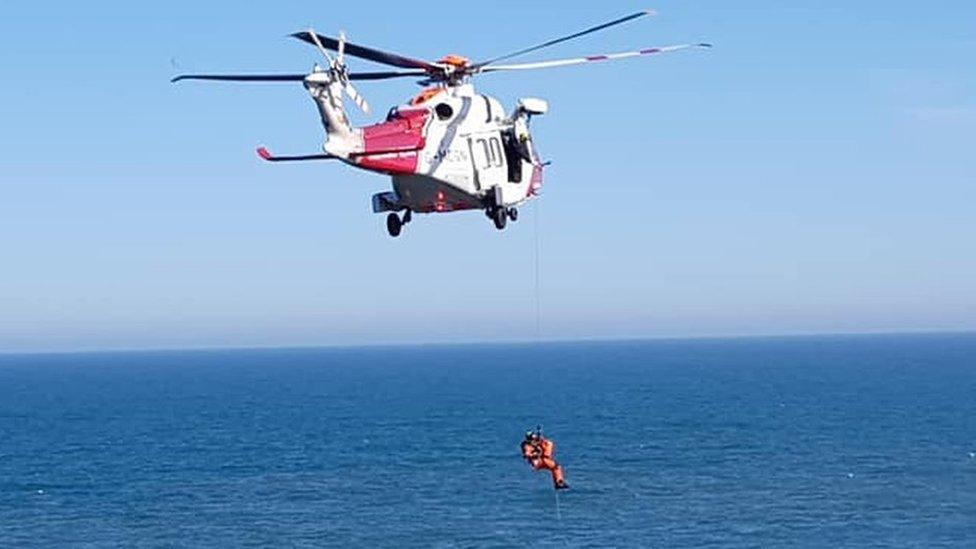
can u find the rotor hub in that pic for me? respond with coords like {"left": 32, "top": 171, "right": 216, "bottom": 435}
{"left": 437, "top": 54, "right": 470, "bottom": 69}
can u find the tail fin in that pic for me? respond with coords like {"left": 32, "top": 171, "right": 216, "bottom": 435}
{"left": 304, "top": 72, "right": 361, "bottom": 158}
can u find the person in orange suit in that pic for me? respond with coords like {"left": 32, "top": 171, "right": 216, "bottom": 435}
{"left": 521, "top": 429, "right": 569, "bottom": 490}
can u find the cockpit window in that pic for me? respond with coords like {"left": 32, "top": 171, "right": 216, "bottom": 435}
{"left": 386, "top": 107, "right": 400, "bottom": 121}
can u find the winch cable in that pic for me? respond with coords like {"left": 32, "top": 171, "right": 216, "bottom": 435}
{"left": 533, "top": 198, "right": 542, "bottom": 341}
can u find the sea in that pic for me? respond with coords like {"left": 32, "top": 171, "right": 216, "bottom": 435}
{"left": 1, "top": 334, "right": 974, "bottom": 547}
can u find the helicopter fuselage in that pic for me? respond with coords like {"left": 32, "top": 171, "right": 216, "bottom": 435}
{"left": 338, "top": 84, "right": 544, "bottom": 217}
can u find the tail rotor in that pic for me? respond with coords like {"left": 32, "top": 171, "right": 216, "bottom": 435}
{"left": 308, "top": 27, "right": 371, "bottom": 114}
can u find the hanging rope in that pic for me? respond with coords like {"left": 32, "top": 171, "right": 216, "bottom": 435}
{"left": 554, "top": 488, "right": 562, "bottom": 521}
{"left": 533, "top": 198, "right": 542, "bottom": 341}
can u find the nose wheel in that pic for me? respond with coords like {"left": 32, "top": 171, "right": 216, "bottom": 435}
{"left": 386, "top": 209, "right": 412, "bottom": 238}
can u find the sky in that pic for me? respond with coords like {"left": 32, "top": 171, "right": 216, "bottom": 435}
{"left": 0, "top": 1, "right": 974, "bottom": 352}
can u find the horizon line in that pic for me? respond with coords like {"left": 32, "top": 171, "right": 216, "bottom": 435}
{"left": 1, "top": 329, "right": 973, "bottom": 358}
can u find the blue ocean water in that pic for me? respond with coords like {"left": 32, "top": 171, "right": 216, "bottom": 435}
{"left": 1, "top": 335, "right": 975, "bottom": 547}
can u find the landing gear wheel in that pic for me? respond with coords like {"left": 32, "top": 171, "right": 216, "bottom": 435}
{"left": 386, "top": 213, "right": 402, "bottom": 237}
{"left": 508, "top": 207, "right": 519, "bottom": 222}
{"left": 492, "top": 207, "right": 508, "bottom": 230}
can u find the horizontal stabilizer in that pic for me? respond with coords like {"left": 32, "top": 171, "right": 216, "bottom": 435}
{"left": 256, "top": 147, "right": 337, "bottom": 162}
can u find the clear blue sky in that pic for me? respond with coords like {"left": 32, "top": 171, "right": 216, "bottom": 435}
{"left": 1, "top": 2, "right": 973, "bottom": 352}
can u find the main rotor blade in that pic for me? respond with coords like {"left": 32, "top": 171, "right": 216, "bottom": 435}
{"left": 473, "top": 10, "right": 656, "bottom": 69}
{"left": 478, "top": 43, "right": 711, "bottom": 73}
{"left": 171, "top": 74, "right": 306, "bottom": 83}
{"left": 292, "top": 31, "right": 438, "bottom": 71}
{"left": 171, "top": 71, "right": 425, "bottom": 84}
{"left": 347, "top": 70, "right": 427, "bottom": 81}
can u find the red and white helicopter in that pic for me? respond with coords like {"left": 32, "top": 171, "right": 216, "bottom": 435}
{"left": 173, "top": 10, "right": 709, "bottom": 237}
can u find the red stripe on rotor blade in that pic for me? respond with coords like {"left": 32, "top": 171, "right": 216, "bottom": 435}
{"left": 639, "top": 48, "right": 661, "bottom": 55}
{"left": 586, "top": 55, "right": 609, "bottom": 61}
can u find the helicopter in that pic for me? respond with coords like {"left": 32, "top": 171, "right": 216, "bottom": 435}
{"left": 172, "top": 10, "right": 710, "bottom": 237}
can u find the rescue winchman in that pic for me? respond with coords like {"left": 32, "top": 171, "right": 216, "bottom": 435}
{"left": 521, "top": 428, "right": 569, "bottom": 490}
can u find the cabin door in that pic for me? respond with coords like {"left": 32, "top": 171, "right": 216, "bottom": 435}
{"left": 469, "top": 131, "right": 506, "bottom": 192}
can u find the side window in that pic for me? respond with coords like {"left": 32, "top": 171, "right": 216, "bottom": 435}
{"left": 435, "top": 103, "right": 454, "bottom": 121}
{"left": 477, "top": 139, "right": 492, "bottom": 169}
{"left": 489, "top": 138, "right": 504, "bottom": 168}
